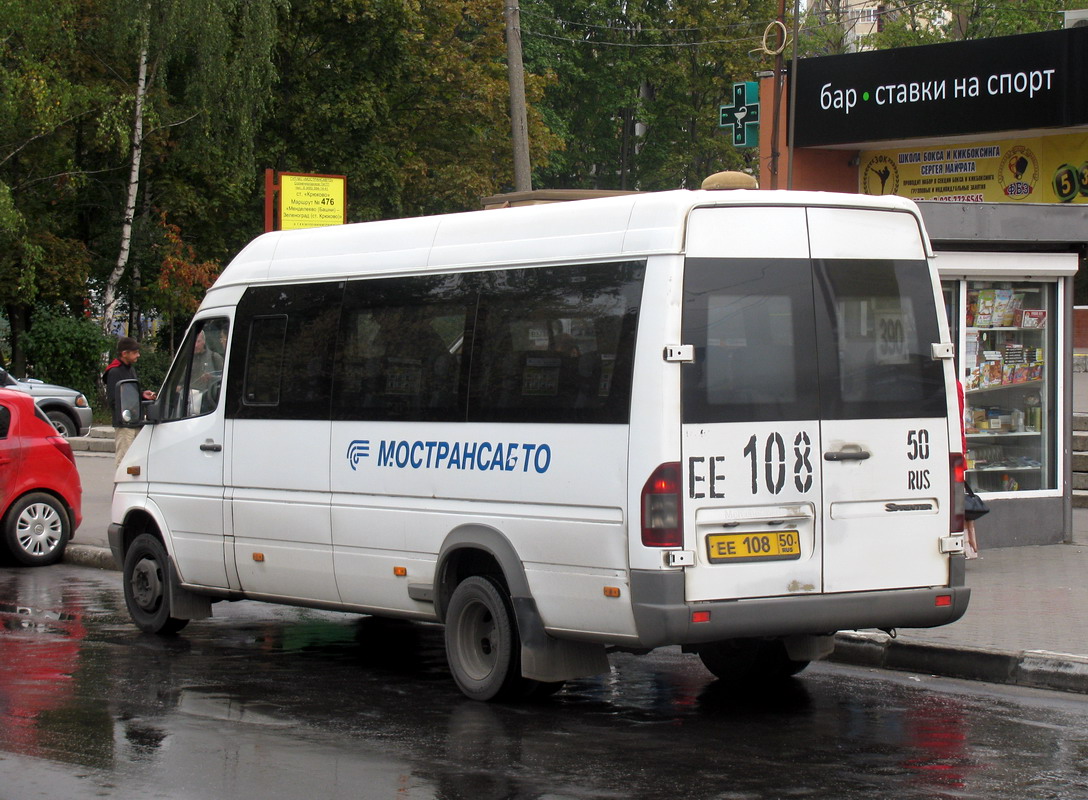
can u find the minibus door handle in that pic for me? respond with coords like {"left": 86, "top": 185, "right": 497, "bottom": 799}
{"left": 823, "top": 446, "right": 870, "bottom": 462}
{"left": 199, "top": 441, "right": 223, "bottom": 453}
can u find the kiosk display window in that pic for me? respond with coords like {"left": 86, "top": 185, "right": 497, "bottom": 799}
{"left": 955, "top": 280, "right": 1056, "bottom": 493}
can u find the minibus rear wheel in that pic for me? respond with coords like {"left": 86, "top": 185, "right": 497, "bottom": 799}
{"left": 445, "top": 575, "right": 536, "bottom": 701}
{"left": 123, "top": 533, "right": 189, "bottom": 635}
{"left": 698, "top": 638, "right": 809, "bottom": 682}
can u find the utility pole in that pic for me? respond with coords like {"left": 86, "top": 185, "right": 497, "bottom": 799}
{"left": 787, "top": 0, "right": 802, "bottom": 189}
{"left": 504, "top": 0, "right": 532, "bottom": 192}
{"left": 769, "top": 0, "right": 787, "bottom": 189}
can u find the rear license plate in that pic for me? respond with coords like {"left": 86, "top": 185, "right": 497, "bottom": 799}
{"left": 706, "top": 531, "right": 802, "bottom": 563}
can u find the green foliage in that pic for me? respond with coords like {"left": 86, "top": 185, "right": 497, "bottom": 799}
{"left": 5, "top": 0, "right": 1072, "bottom": 372}
{"left": 524, "top": 0, "right": 774, "bottom": 191}
{"left": 133, "top": 347, "right": 172, "bottom": 394}
{"left": 802, "top": 0, "right": 1075, "bottom": 55}
{"left": 21, "top": 308, "right": 111, "bottom": 402}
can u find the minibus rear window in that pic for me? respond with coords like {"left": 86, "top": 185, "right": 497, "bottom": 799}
{"left": 682, "top": 257, "right": 946, "bottom": 423}
{"left": 815, "top": 259, "right": 946, "bottom": 419}
{"left": 682, "top": 258, "right": 820, "bottom": 424}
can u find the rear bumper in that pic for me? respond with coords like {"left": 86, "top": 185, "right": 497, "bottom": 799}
{"left": 630, "top": 568, "right": 970, "bottom": 649}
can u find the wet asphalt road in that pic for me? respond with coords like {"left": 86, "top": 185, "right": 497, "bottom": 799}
{"left": 1, "top": 563, "right": 1087, "bottom": 800}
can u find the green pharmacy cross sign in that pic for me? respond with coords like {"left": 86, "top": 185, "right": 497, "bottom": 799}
{"left": 719, "top": 82, "right": 760, "bottom": 148}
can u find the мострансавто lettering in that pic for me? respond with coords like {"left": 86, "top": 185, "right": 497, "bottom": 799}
{"left": 347, "top": 438, "right": 552, "bottom": 473}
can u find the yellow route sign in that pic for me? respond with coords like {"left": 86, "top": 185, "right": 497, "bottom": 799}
{"left": 278, "top": 173, "right": 347, "bottom": 230}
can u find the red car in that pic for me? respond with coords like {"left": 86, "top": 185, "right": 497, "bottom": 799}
{"left": 0, "top": 388, "right": 82, "bottom": 566}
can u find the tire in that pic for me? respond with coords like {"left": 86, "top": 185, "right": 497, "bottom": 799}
{"left": 698, "top": 639, "right": 809, "bottom": 683}
{"left": 46, "top": 410, "right": 77, "bottom": 438}
{"left": 445, "top": 575, "right": 530, "bottom": 702}
{"left": 4, "top": 492, "right": 70, "bottom": 566}
{"left": 123, "top": 533, "right": 189, "bottom": 635}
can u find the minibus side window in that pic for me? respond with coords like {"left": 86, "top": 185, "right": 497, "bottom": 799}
{"left": 160, "top": 317, "right": 230, "bottom": 421}
{"left": 242, "top": 316, "right": 287, "bottom": 406}
{"left": 467, "top": 262, "right": 643, "bottom": 424}
{"left": 227, "top": 282, "right": 343, "bottom": 420}
{"left": 332, "top": 274, "right": 473, "bottom": 422}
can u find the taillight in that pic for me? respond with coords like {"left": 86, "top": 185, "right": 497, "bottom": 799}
{"left": 48, "top": 435, "right": 76, "bottom": 465}
{"left": 950, "top": 453, "right": 965, "bottom": 533}
{"left": 641, "top": 462, "right": 683, "bottom": 547}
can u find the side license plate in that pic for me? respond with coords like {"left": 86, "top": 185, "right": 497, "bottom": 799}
{"left": 706, "top": 531, "right": 802, "bottom": 563}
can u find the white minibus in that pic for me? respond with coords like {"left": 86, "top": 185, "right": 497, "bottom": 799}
{"left": 110, "top": 186, "right": 970, "bottom": 701}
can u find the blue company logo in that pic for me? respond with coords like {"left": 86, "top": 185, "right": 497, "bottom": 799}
{"left": 344, "top": 437, "right": 552, "bottom": 473}
{"left": 347, "top": 440, "right": 370, "bottom": 470}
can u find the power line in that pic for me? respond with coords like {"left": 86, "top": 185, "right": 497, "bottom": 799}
{"left": 523, "top": 29, "right": 768, "bottom": 48}
{"left": 520, "top": 6, "right": 768, "bottom": 35}
{"left": 520, "top": 0, "right": 1066, "bottom": 53}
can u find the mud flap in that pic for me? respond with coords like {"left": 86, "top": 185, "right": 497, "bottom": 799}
{"left": 167, "top": 559, "right": 213, "bottom": 621}
{"left": 513, "top": 597, "right": 610, "bottom": 682}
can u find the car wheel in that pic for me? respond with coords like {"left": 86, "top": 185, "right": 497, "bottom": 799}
{"left": 46, "top": 410, "right": 77, "bottom": 438}
{"left": 123, "top": 534, "right": 190, "bottom": 635}
{"left": 3, "top": 492, "right": 70, "bottom": 566}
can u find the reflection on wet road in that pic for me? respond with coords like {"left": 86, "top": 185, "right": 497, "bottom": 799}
{"left": 1, "top": 564, "right": 1086, "bottom": 799}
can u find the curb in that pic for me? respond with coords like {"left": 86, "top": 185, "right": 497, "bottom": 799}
{"left": 831, "top": 631, "right": 1088, "bottom": 695}
{"left": 63, "top": 544, "right": 117, "bottom": 571}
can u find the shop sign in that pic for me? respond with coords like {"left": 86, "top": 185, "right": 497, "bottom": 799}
{"left": 793, "top": 27, "right": 1088, "bottom": 148}
{"left": 859, "top": 132, "right": 1088, "bottom": 204}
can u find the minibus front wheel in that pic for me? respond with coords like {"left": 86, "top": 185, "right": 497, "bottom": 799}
{"left": 123, "top": 533, "right": 190, "bottom": 635}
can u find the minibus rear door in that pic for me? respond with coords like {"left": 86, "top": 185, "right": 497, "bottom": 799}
{"left": 807, "top": 208, "right": 951, "bottom": 593}
{"left": 680, "top": 206, "right": 824, "bottom": 602}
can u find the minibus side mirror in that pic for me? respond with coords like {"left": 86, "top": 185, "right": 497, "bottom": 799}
{"left": 117, "top": 379, "right": 153, "bottom": 425}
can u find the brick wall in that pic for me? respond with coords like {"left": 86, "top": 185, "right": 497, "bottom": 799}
{"left": 1076, "top": 308, "right": 1088, "bottom": 351}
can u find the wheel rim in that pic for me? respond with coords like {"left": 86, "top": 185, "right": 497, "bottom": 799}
{"left": 15, "top": 502, "right": 64, "bottom": 556}
{"left": 456, "top": 598, "right": 499, "bottom": 681}
{"left": 130, "top": 556, "right": 164, "bottom": 612}
{"left": 50, "top": 415, "right": 74, "bottom": 438}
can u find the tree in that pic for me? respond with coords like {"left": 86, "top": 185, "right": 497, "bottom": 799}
{"left": 524, "top": 0, "right": 776, "bottom": 192}
{"left": 93, "top": 0, "right": 282, "bottom": 333}
{"left": 143, "top": 209, "right": 219, "bottom": 354}
{"left": 258, "top": 0, "right": 559, "bottom": 221}
{"left": 636, "top": 0, "right": 776, "bottom": 189}
{"left": 21, "top": 307, "right": 111, "bottom": 403}
{"left": 804, "top": 0, "right": 1076, "bottom": 55}
{"left": 0, "top": 0, "right": 104, "bottom": 373}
